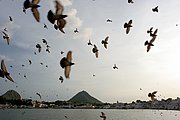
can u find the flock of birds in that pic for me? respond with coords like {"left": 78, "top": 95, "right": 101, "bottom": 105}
{"left": 0, "top": 0, "right": 162, "bottom": 115}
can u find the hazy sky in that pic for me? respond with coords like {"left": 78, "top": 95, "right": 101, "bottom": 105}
{"left": 0, "top": 0, "right": 180, "bottom": 103}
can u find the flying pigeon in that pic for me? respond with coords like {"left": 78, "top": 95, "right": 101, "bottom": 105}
{"left": 28, "top": 59, "right": 32, "bottom": 65}
{"left": 113, "top": 64, "right": 118, "bottom": 69}
{"left": 147, "top": 27, "right": 153, "bottom": 34}
{"left": 59, "top": 76, "right": 63, "bottom": 83}
{"left": 100, "top": 112, "right": 106, "bottom": 120}
{"left": 88, "top": 40, "right": 93, "bottom": 46}
{"left": 0, "top": 59, "right": 15, "bottom": 83}
{"left": 101, "top": 36, "right": 109, "bottom": 49}
{"left": 92, "top": 44, "right": 99, "bottom": 58}
{"left": 124, "top": 19, "right": 133, "bottom": 34}
{"left": 150, "top": 28, "right": 158, "bottom": 38}
{"left": 43, "top": 23, "right": 48, "bottom": 29}
{"left": 9, "top": 16, "right": 13, "bottom": 22}
{"left": 2, "top": 31, "right": 10, "bottom": 45}
{"left": 47, "top": 0, "right": 68, "bottom": 33}
{"left": 148, "top": 91, "right": 157, "bottom": 101}
{"left": 107, "top": 19, "right": 112, "bottom": 22}
{"left": 42, "top": 39, "right": 47, "bottom": 45}
{"left": 36, "top": 43, "right": 41, "bottom": 53}
{"left": 128, "top": 0, "right": 134, "bottom": 3}
{"left": 152, "top": 6, "right": 158, "bottom": 12}
{"left": 46, "top": 48, "right": 50, "bottom": 53}
{"left": 60, "top": 51, "right": 64, "bottom": 54}
{"left": 74, "top": 28, "right": 79, "bottom": 33}
{"left": 60, "top": 51, "right": 74, "bottom": 79}
{"left": 36, "top": 92, "right": 41, "bottom": 99}
{"left": 23, "top": 0, "right": 41, "bottom": 22}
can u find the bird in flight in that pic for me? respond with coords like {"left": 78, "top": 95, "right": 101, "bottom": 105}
{"left": 60, "top": 51, "right": 74, "bottom": 79}
{"left": 148, "top": 91, "right": 157, "bottom": 101}
{"left": 9, "top": 16, "right": 13, "bottom": 22}
{"left": 74, "top": 28, "right": 79, "bottom": 33}
{"left": 36, "top": 92, "right": 41, "bottom": 99}
{"left": 43, "top": 23, "right": 48, "bottom": 29}
{"left": 92, "top": 44, "right": 99, "bottom": 58}
{"left": 100, "top": 112, "right": 106, "bottom": 120}
{"left": 59, "top": 76, "right": 64, "bottom": 83}
{"left": 88, "top": 40, "right": 93, "bottom": 46}
{"left": 23, "top": 0, "right": 41, "bottom": 22}
{"left": 2, "top": 31, "right": 10, "bottom": 45}
{"left": 147, "top": 27, "right": 153, "bottom": 34}
{"left": 42, "top": 38, "right": 47, "bottom": 45}
{"left": 36, "top": 43, "right": 41, "bottom": 53}
{"left": 28, "top": 59, "right": 32, "bottom": 65}
{"left": 128, "top": 0, "right": 134, "bottom": 3}
{"left": 47, "top": 0, "right": 68, "bottom": 33}
{"left": 107, "top": 19, "right": 112, "bottom": 22}
{"left": 113, "top": 64, "right": 118, "bottom": 69}
{"left": 101, "top": 36, "right": 109, "bottom": 49}
{"left": 0, "top": 60, "right": 15, "bottom": 83}
{"left": 152, "top": 6, "right": 158, "bottom": 12}
{"left": 124, "top": 19, "right": 133, "bottom": 34}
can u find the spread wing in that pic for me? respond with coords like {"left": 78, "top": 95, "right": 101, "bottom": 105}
{"left": 31, "top": 8, "right": 40, "bottom": 22}
{"left": 2, "top": 31, "right": 8, "bottom": 37}
{"left": 66, "top": 51, "right": 72, "bottom": 63}
{"left": 55, "top": 0, "right": 64, "bottom": 15}
{"left": 153, "top": 29, "right": 158, "bottom": 35}
{"left": 32, "top": 0, "right": 40, "bottom": 5}
{"left": 147, "top": 45, "right": 151, "bottom": 52}
{"left": 126, "top": 27, "right": 130, "bottom": 34}
{"left": 95, "top": 51, "right": 99, "bottom": 58}
{"left": 128, "top": 19, "right": 132, "bottom": 25}
{"left": 58, "top": 19, "right": 66, "bottom": 33}
{"left": 65, "top": 66, "right": 71, "bottom": 79}
{"left": 152, "top": 91, "right": 157, "bottom": 95}
{"left": 104, "top": 44, "right": 107, "bottom": 49}
{"left": 105, "top": 36, "right": 109, "bottom": 42}
{"left": 6, "top": 75, "right": 14, "bottom": 83}
{"left": 149, "top": 36, "right": 156, "bottom": 44}
{"left": 1, "top": 60, "right": 7, "bottom": 72}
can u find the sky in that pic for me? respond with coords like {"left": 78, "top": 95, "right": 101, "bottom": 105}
{"left": 0, "top": 0, "right": 180, "bottom": 103}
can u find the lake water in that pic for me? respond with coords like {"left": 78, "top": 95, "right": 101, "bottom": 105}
{"left": 0, "top": 109, "right": 180, "bottom": 120}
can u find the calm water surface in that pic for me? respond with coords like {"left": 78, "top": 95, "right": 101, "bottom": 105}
{"left": 0, "top": 109, "right": 180, "bottom": 120}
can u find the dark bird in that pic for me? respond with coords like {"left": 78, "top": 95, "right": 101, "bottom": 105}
{"left": 28, "top": 59, "right": 32, "bottom": 65}
{"left": 36, "top": 43, "right": 41, "bottom": 53}
{"left": 40, "top": 62, "right": 43, "bottom": 65}
{"left": 88, "top": 40, "right": 93, "bottom": 46}
{"left": 10, "top": 65, "right": 13, "bottom": 68}
{"left": 9, "top": 16, "right": 13, "bottom": 22}
{"left": 59, "top": 76, "right": 63, "bottom": 83}
{"left": 45, "top": 65, "right": 48, "bottom": 68}
{"left": 23, "top": 0, "right": 41, "bottom": 22}
{"left": 24, "top": 74, "right": 28, "bottom": 79}
{"left": 2, "top": 31, "right": 10, "bottom": 45}
{"left": 60, "top": 51, "right": 64, "bottom": 54}
{"left": 74, "top": 28, "right": 79, "bottom": 33}
{"left": 36, "top": 92, "right": 41, "bottom": 99}
{"left": 113, "top": 64, "right": 118, "bottom": 69}
{"left": 47, "top": 0, "right": 68, "bottom": 33}
{"left": 60, "top": 51, "right": 74, "bottom": 79}
{"left": 150, "top": 28, "right": 158, "bottom": 38}
{"left": 22, "top": 64, "right": 25, "bottom": 67}
{"left": 152, "top": 6, "right": 158, "bottom": 12}
{"left": 147, "top": 27, "right": 153, "bottom": 34}
{"left": 128, "top": 0, "right": 134, "bottom": 3}
{"left": 46, "top": 48, "right": 50, "bottom": 53}
{"left": 42, "top": 39, "right": 47, "bottom": 45}
{"left": 46, "top": 45, "right": 50, "bottom": 48}
{"left": 148, "top": 91, "right": 157, "bottom": 101}
{"left": 101, "top": 36, "right": 109, "bottom": 49}
{"left": 100, "top": 112, "right": 106, "bottom": 120}
{"left": 107, "top": 19, "right": 112, "bottom": 22}
{"left": 92, "top": 44, "right": 99, "bottom": 58}
{"left": 0, "top": 59, "right": 15, "bottom": 83}
{"left": 4, "top": 28, "right": 7, "bottom": 32}
{"left": 124, "top": 19, "right": 133, "bottom": 34}
{"left": 43, "top": 23, "right": 48, "bottom": 29}
{"left": 34, "top": 52, "right": 37, "bottom": 55}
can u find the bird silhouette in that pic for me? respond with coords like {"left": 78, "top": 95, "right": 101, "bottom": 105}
{"left": 107, "top": 19, "right": 112, "bottom": 22}
{"left": 46, "top": 48, "right": 50, "bottom": 53}
{"left": 124, "top": 19, "right": 132, "bottom": 34}
{"left": 59, "top": 76, "right": 64, "bottom": 83}
{"left": 148, "top": 91, "right": 157, "bottom": 101}
{"left": 101, "top": 36, "right": 109, "bottom": 49}
{"left": 23, "top": 0, "right": 40, "bottom": 22}
{"left": 92, "top": 44, "right": 99, "bottom": 58}
{"left": 0, "top": 59, "right": 15, "bottom": 83}
{"left": 60, "top": 51, "right": 64, "bottom": 54}
{"left": 28, "top": 59, "right": 32, "bottom": 65}
{"left": 47, "top": 0, "right": 68, "bottom": 33}
{"left": 60, "top": 51, "right": 74, "bottom": 79}
{"left": 128, "top": 0, "right": 134, "bottom": 3}
{"left": 150, "top": 28, "right": 158, "bottom": 38}
{"left": 74, "top": 28, "right": 79, "bottom": 33}
{"left": 42, "top": 39, "right": 47, "bottom": 45}
{"left": 4, "top": 28, "right": 7, "bottom": 32}
{"left": 152, "top": 6, "right": 158, "bottom": 12}
{"left": 88, "top": 40, "right": 93, "bottom": 46}
{"left": 43, "top": 23, "right": 48, "bottom": 29}
{"left": 36, "top": 92, "right": 41, "bottom": 99}
{"left": 113, "top": 64, "right": 118, "bottom": 69}
{"left": 100, "top": 112, "right": 106, "bottom": 120}
{"left": 36, "top": 43, "right": 41, "bottom": 53}
{"left": 2, "top": 31, "right": 10, "bottom": 45}
{"left": 147, "top": 27, "right": 153, "bottom": 34}
{"left": 9, "top": 16, "right": 13, "bottom": 22}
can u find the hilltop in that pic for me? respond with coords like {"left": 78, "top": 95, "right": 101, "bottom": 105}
{"left": 0, "top": 90, "right": 21, "bottom": 100}
{"left": 68, "top": 90, "right": 102, "bottom": 104}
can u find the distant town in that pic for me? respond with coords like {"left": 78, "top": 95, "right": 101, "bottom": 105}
{"left": 0, "top": 90, "right": 180, "bottom": 110}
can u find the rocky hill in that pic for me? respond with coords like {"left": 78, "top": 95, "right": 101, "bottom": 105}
{"left": 0, "top": 90, "right": 21, "bottom": 100}
{"left": 68, "top": 90, "right": 102, "bottom": 104}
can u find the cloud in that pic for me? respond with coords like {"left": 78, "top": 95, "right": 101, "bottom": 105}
{"left": 0, "top": 54, "right": 13, "bottom": 62}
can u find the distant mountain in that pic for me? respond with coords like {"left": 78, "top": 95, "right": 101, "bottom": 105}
{"left": 68, "top": 90, "right": 102, "bottom": 104}
{"left": 0, "top": 90, "right": 21, "bottom": 100}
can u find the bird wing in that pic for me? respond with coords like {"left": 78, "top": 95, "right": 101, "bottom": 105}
{"left": 152, "top": 91, "right": 157, "bottom": 95}
{"left": 6, "top": 75, "right": 14, "bottom": 83}
{"left": 47, "top": 10, "right": 55, "bottom": 24}
{"left": 147, "top": 45, "right": 151, "bottom": 52}
{"left": 32, "top": 0, "right": 40, "bottom": 5}
{"left": 149, "top": 36, "right": 156, "bottom": 44}
{"left": 128, "top": 19, "right": 132, "bottom": 25}
{"left": 31, "top": 8, "right": 40, "bottom": 22}
{"left": 104, "top": 44, "right": 107, "bottom": 49}
{"left": 153, "top": 29, "right": 158, "bottom": 35}
{"left": 58, "top": 19, "right": 66, "bottom": 33}
{"left": 55, "top": 0, "right": 64, "bottom": 15}
{"left": 95, "top": 51, "right": 99, "bottom": 58}
{"left": 126, "top": 27, "right": 130, "bottom": 34}
{"left": 105, "top": 36, "right": 109, "bottom": 42}
{"left": 2, "top": 31, "right": 8, "bottom": 37}
{"left": 1, "top": 60, "right": 7, "bottom": 72}
{"left": 65, "top": 66, "right": 71, "bottom": 79}
{"left": 66, "top": 51, "right": 72, "bottom": 62}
